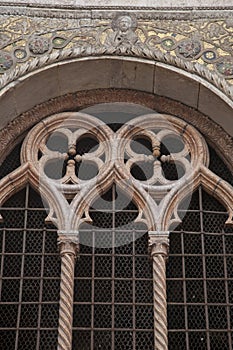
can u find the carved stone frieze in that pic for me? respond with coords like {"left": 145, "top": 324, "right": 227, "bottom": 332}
{"left": 0, "top": 11, "right": 232, "bottom": 99}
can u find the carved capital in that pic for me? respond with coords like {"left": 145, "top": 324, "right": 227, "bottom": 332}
{"left": 57, "top": 231, "right": 80, "bottom": 258}
{"left": 148, "top": 231, "right": 170, "bottom": 259}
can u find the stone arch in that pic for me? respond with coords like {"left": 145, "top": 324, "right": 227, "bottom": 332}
{"left": 0, "top": 59, "right": 233, "bottom": 350}
{"left": 0, "top": 56, "right": 233, "bottom": 139}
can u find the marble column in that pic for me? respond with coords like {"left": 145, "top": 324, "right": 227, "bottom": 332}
{"left": 57, "top": 232, "right": 79, "bottom": 350}
{"left": 148, "top": 231, "right": 170, "bottom": 350}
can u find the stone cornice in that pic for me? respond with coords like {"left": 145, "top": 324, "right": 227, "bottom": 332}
{"left": 0, "top": 5, "right": 233, "bottom": 19}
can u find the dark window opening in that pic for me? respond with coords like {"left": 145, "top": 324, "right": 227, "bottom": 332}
{"left": 73, "top": 184, "right": 153, "bottom": 350}
{"left": 0, "top": 185, "right": 60, "bottom": 350}
{"left": 167, "top": 186, "right": 233, "bottom": 350}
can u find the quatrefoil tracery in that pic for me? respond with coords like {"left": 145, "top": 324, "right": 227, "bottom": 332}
{"left": 40, "top": 128, "right": 105, "bottom": 184}
{"left": 16, "top": 111, "right": 233, "bottom": 232}
{"left": 125, "top": 128, "right": 191, "bottom": 186}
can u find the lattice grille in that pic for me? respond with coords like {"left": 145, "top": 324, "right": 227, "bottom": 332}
{"left": 0, "top": 185, "right": 60, "bottom": 350}
{"left": 167, "top": 186, "right": 233, "bottom": 350}
{"left": 73, "top": 184, "right": 153, "bottom": 350}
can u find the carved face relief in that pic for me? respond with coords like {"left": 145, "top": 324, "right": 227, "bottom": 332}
{"left": 117, "top": 16, "right": 132, "bottom": 32}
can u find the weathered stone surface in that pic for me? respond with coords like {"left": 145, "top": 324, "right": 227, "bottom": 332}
{"left": 154, "top": 65, "right": 200, "bottom": 109}
{"left": 2, "top": 0, "right": 233, "bottom": 8}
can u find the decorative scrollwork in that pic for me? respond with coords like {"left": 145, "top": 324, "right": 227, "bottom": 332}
{"left": 0, "top": 12, "right": 233, "bottom": 102}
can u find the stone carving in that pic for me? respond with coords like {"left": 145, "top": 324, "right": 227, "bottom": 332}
{"left": 58, "top": 232, "right": 80, "bottom": 256}
{"left": 58, "top": 232, "right": 79, "bottom": 350}
{"left": 148, "top": 231, "right": 170, "bottom": 258}
{"left": 105, "top": 14, "right": 141, "bottom": 51}
{"left": 58, "top": 252, "right": 75, "bottom": 350}
{"left": 28, "top": 36, "right": 50, "bottom": 55}
{"left": 0, "top": 33, "right": 10, "bottom": 47}
{"left": 216, "top": 57, "right": 233, "bottom": 78}
{"left": 1, "top": 89, "right": 233, "bottom": 174}
{"left": 0, "top": 13, "right": 232, "bottom": 101}
{"left": 0, "top": 50, "right": 13, "bottom": 72}
{"left": 1, "top": 110, "right": 233, "bottom": 350}
{"left": 176, "top": 38, "right": 202, "bottom": 59}
{"left": 6, "top": 111, "right": 230, "bottom": 234}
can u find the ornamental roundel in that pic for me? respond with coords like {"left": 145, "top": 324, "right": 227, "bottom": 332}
{"left": 28, "top": 35, "right": 51, "bottom": 55}
{"left": 0, "top": 50, "right": 14, "bottom": 73}
{"left": 9, "top": 109, "right": 230, "bottom": 236}
{"left": 0, "top": 12, "right": 233, "bottom": 102}
{"left": 216, "top": 57, "right": 233, "bottom": 79}
{"left": 176, "top": 38, "right": 202, "bottom": 60}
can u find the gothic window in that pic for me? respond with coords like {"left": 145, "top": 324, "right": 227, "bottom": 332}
{"left": 0, "top": 110, "right": 232, "bottom": 350}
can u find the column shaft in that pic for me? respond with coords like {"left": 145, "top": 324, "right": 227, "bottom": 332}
{"left": 149, "top": 231, "right": 169, "bottom": 350}
{"left": 152, "top": 253, "right": 168, "bottom": 350}
{"left": 57, "top": 233, "right": 79, "bottom": 350}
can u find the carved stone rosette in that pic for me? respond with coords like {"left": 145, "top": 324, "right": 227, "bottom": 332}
{"left": 0, "top": 11, "right": 233, "bottom": 101}
{"left": 149, "top": 231, "right": 170, "bottom": 350}
{"left": 57, "top": 232, "right": 79, "bottom": 350}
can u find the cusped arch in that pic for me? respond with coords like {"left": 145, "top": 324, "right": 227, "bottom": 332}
{"left": 162, "top": 164, "right": 233, "bottom": 232}
{"left": 0, "top": 101, "right": 233, "bottom": 234}
{"left": 71, "top": 175, "right": 157, "bottom": 232}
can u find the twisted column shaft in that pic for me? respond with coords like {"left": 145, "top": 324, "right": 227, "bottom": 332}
{"left": 57, "top": 232, "right": 79, "bottom": 350}
{"left": 149, "top": 231, "right": 170, "bottom": 350}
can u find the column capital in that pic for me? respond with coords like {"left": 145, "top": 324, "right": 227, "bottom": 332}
{"left": 57, "top": 231, "right": 79, "bottom": 257}
{"left": 148, "top": 231, "right": 170, "bottom": 259}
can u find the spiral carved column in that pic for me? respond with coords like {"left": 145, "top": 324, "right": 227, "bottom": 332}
{"left": 57, "top": 232, "right": 79, "bottom": 350}
{"left": 149, "top": 231, "right": 170, "bottom": 350}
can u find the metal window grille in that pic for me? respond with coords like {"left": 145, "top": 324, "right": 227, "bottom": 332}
{"left": 0, "top": 185, "right": 60, "bottom": 350}
{"left": 167, "top": 186, "right": 233, "bottom": 350}
{"left": 0, "top": 132, "right": 233, "bottom": 350}
{"left": 73, "top": 185, "right": 154, "bottom": 350}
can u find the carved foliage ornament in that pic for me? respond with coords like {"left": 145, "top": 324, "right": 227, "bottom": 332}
{"left": 0, "top": 13, "right": 233, "bottom": 99}
{"left": 0, "top": 111, "right": 233, "bottom": 234}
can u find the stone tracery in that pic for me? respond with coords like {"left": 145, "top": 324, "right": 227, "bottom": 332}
{"left": 0, "top": 110, "right": 233, "bottom": 350}
{"left": 0, "top": 110, "right": 232, "bottom": 233}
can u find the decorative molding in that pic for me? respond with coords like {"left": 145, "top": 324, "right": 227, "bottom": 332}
{"left": 1, "top": 49, "right": 232, "bottom": 100}
{"left": 57, "top": 231, "right": 80, "bottom": 257}
{"left": 1, "top": 4, "right": 233, "bottom": 16}
{"left": 148, "top": 231, "right": 170, "bottom": 258}
{"left": 0, "top": 13, "right": 233, "bottom": 99}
